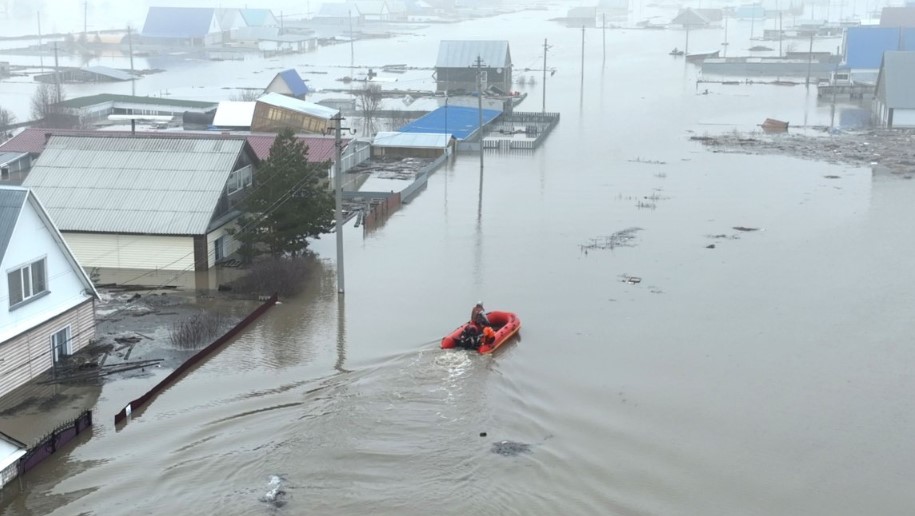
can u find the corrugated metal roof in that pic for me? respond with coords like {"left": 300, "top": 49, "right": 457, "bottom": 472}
{"left": 277, "top": 69, "right": 309, "bottom": 97}
{"left": 257, "top": 92, "right": 338, "bottom": 120}
{"left": 22, "top": 136, "right": 245, "bottom": 235}
{"left": 878, "top": 51, "right": 915, "bottom": 108}
{"left": 398, "top": 106, "right": 501, "bottom": 140}
{"left": 141, "top": 7, "right": 216, "bottom": 38}
{"left": 0, "top": 187, "right": 27, "bottom": 262}
{"left": 55, "top": 93, "right": 218, "bottom": 109}
{"left": 0, "top": 152, "right": 28, "bottom": 166}
{"left": 845, "top": 27, "right": 915, "bottom": 69}
{"left": 81, "top": 66, "right": 135, "bottom": 81}
{"left": 213, "top": 101, "right": 256, "bottom": 127}
{"left": 373, "top": 131, "right": 450, "bottom": 148}
{"left": 436, "top": 40, "right": 512, "bottom": 69}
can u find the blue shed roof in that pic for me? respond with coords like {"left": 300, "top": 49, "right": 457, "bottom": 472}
{"left": 398, "top": 105, "right": 501, "bottom": 140}
{"left": 142, "top": 7, "right": 216, "bottom": 38}
{"left": 845, "top": 26, "right": 915, "bottom": 69}
{"left": 278, "top": 69, "right": 309, "bottom": 97}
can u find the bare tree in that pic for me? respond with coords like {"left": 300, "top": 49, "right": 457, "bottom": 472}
{"left": 0, "top": 107, "right": 15, "bottom": 138}
{"left": 31, "top": 82, "right": 66, "bottom": 124}
{"left": 358, "top": 83, "right": 383, "bottom": 135}
{"left": 231, "top": 88, "right": 262, "bottom": 102}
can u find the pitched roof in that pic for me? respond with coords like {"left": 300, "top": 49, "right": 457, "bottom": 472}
{"left": 257, "top": 92, "right": 338, "bottom": 120}
{"left": 881, "top": 7, "right": 915, "bottom": 27}
{"left": 398, "top": 105, "right": 501, "bottom": 140}
{"left": 23, "top": 136, "right": 246, "bottom": 235}
{"left": 0, "top": 128, "right": 339, "bottom": 163}
{"left": 141, "top": 7, "right": 217, "bottom": 38}
{"left": 0, "top": 151, "right": 28, "bottom": 166}
{"left": 373, "top": 131, "right": 450, "bottom": 148}
{"left": 672, "top": 8, "right": 710, "bottom": 26}
{"left": 277, "top": 69, "right": 309, "bottom": 97}
{"left": 876, "top": 51, "right": 915, "bottom": 108}
{"left": 0, "top": 188, "right": 26, "bottom": 262}
{"left": 81, "top": 66, "right": 136, "bottom": 81}
{"left": 845, "top": 26, "right": 915, "bottom": 69}
{"left": 436, "top": 40, "right": 512, "bottom": 69}
{"left": 54, "top": 93, "right": 217, "bottom": 110}
{"left": 240, "top": 8, "right": 277, "bottom": 26}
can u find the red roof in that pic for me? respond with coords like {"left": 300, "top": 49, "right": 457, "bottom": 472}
{"left": 0, "top": 127, "right": 343, "bottom": 163}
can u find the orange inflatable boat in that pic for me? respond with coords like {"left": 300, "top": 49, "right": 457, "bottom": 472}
{"left": 440, "top": 310, "right": 521, "bottom": 354}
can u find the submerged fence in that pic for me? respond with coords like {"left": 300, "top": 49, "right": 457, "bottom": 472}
{"left": 18, "top": 410, "right": 92, "bottom": 476}
{"left": 114, "top": 294, "right": 278, "bottom": 425}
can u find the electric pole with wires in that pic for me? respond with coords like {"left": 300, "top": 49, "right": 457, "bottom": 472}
{"left": 330, "top": 112, "right": 349, "bottom": 294}
{"left": 473, "top": 55, "right": 486, "bottom": 172}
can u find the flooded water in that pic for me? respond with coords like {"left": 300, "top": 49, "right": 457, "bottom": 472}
{"left": 5, "top": 5, "right": 915, "bottom": 516}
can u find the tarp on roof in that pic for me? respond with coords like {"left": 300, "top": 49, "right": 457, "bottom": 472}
{"left": 141, "top": 7, "right": 217, "bottom": 38}
{"left": 877, "top": 51, "right": 915, "bottom": 108}
{"left": 398, "top": 105, "right": 501, "bottom": 140}
{"left": 257, "top": 92, "right": 338, "bottom": 120}
{"left": 845, "top": 26, "right": 915, "bottom": 69}
{"left": 436, "top": 40, "right": 511, "bottom": 69}
{"left": 373, "top": 131, "right": 451, "bottom": 149}
{"left": 23, "top": 136, "right": 246, "bottom": 235}
{"left": 213, "top": 101, "right": 256, "bottom": 128}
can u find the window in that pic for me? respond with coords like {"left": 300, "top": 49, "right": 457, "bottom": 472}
{"left": 8, "top": 258, "right": 47, "bottom": 308}
{"left": 51, "top": 326, "right": 72, "bottom": 363}
{"left": 1, "top": 167, "right": 8, "bottom": 180}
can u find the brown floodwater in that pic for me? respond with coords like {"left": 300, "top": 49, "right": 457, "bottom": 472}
{"left": 4, "top": 5, "right": 915, "bottom": 516}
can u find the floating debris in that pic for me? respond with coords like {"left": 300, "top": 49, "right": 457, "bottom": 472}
{"left": 620, "top": 274, "right": 642, "bottom": 285}
{"left": 491, "top": 440, "right": 532, "bottom": 456}
{"left": 581, "top": 227, "right": 643, "bottom": 253}
{"left": 732, "top": 226, "right": 760, "bottom": 232}
{"left": 628, "top": 157, "right": 667, "bottom": 165}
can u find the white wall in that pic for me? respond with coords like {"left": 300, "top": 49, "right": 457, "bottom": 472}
{"left": 206, "top": 222, "right": 240, "bottom": 268}
{"left": 63, "top": 233, "right": 195, "bottom": 271}
{"left": 893, "top": 108, "right": 915, "bottom": 128}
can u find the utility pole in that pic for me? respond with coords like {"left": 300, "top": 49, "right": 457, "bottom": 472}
{"left": 348, "top": 10, "right": 355, "bottom": 84}
{"left": 580, "top": 26, "right": 585, "bottom": 100}
{"left": 778, "top": 12, "right": 783, "bottom": 56}
{"left": 542, "top": 38, "right": 548, "bottom": 113}
{"left": 37, "top": 12, "right": 43, "bottom": 70}
{"left": 685, "top": 24, "right": 691, "bottom": 55}
{"left": 53, "top": 42, "right": 61, "bottom": 104}
{"left": 723, "top": 14, "right": 729, "bottom": 57}
{"left": 330, "top": 112, "right": 347, "bottom": 294}
{"left": 127, "top": 26, "right": 135, "bottom": 96}
{"left": 602, "top": 13, "right": 606, "bottom": 65}
{"left": 805, "top": 31, "right": 814, "bottom": 87}
{"left": 83, "top": 0, "right": 87, "bottom": 36}
{"left": 830, "top": 45, "right": 839, "bottom": 130}
{"left": 473, "top": 55, "right": 485, "bottom": 172}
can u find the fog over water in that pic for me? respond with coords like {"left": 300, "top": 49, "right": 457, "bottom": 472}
{"left": 3, "top": 1, "right": 913, "bottom": 515}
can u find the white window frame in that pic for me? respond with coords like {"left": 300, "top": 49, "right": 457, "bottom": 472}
{"left": 7, "top": 256, "right": 48, "bottom": 309}
{"left": 51, "top": 325, "right": 72, "bottom": 363}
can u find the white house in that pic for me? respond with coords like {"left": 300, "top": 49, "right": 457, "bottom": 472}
{"left": 0, "top": 430, "right": 26, "bottom": 489}
{"left": 0, "top": 187, "right": 98, "bottom": 399}
{"left": 873, "top": 51, "right": 915, "bottom": 128}
{"left": 23, "top": 135, "right": 259, "bottom": 272}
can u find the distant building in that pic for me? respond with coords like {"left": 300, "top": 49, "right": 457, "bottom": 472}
{"left": 251, "top": 92, "right": 339, "bottom": 134}
{"left": 239, "top": 8, "right": 280, "bottom": 27}
{"left": 672, "top": 8, "right": 721, "bottom": 27}
{"left": 23, "top": 135, "right": 260, "bottom": 271}
{"left": 0, "top": 61, "right": 9, "bottom": 77}
{"left": 351, "top": 1, "right": 391, "bottom": 21}
{"left": 873, "top": 51, "right": 915, "bottom": 128}
{"left": 843, "top": 26, "right": 915, "bottom": 83}
{"left": 50, "top": 93, "right": 218, "bottom": 128}
{"left": 736, "top": 3, "right": 765, "bottom": 19}
{"left": 264, "top": 69, "right": 310, "bottom": 99}
{"left": 312, "top": 3, "right": 362, "bottom": 28}
{"left": 0, "top": 186, "right": 98, "bottom": 399}
{"left": 33, "top": 66, "right": 137, "bottom": 84}
{"left": 435, "top": 40, "right": 513, "bottom": 94}
{"left": 140, "top": 7, "right": 222, "bottom": 46}
{"left": 567, "top": 6, "right": 597, "bottom": 27}
{"left": 880, "top": 6, "right": 915, "bottom": 27}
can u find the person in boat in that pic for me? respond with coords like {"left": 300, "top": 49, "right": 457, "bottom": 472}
{"left": 459, "top": 302, "right": 495, "bottom": 349}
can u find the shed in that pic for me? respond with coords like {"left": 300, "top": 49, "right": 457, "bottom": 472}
{"left": 252, "top": 92, "right": 338, "bottom": 134}
{"left": 0, "top": 152, "right": 31, "bottom": 184}
{"left": 213, "top": 101, "right": 257, "bottom": 129}
{"left": 372, "top": 131, "right": 452, "bottom": 158}
{"left": 873, "top": 51, "right": 915, "bottom": 128}
{"left": 435, "top": 40, "right": 513, "bottom": 94}
{"left": 265, "top": 69, "right": 310, "bottom": 98}
{"left": 22, "top": 135, "right": 259, "bottom": 271}
{"left": 398, "top": 105, "right": 501, "bottom": 140}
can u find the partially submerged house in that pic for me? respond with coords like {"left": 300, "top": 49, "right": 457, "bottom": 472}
{"left": 0, "top": 152, "right": 31, "bottom": 185}
{"left": 435, "top": 40, "right": 513, "bottom": 94}
{"left": 0, "top": 186, "right": 98, "bottom": 399}
{"left": 33, "top": 66, "right": 137, "bottom": 84}
{"left": 50, "top": 93, "right": 218, "bottom": 128}
{"left": 671, "top": 8, "right": 718, "bottom": 28}
{"left": 251, "top": 92, "right": 339, "bottom": 134}
{"left": 352, "top": 1, "right": 392, "bottom": 21}
{"left": 140, "top": 7, "right": 222, "bottom": 46}
{"left": 873, "top": 51, "right": 915, "bottom": 128}
{"left": 372, "top": 131, "right": 452, "bottom": 158}
{"left": 265, "top": 69, "right": 309, "bottom": 99}
{"left": 22, "top": 135, "right": 259, "bottom": 271}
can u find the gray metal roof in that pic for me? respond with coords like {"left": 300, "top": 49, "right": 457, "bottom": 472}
{"left": 0, "top": 152, "right": 28, "bottom": 166}
{"left": 23, "top": 136, "right": 246, "bottom": 235}
{"left": 0, "top": 187, "right": 26, "bottom": 263}
{"left": 436, "top": 40, "right": 512, "bottom": 69}
{"left": 878, "top": 51, "right": 915, "bottom": 108}
{"left": 81, "top": 66, "right": 136, "bottom": 81}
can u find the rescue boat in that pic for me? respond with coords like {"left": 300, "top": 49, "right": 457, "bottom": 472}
{"left": 440, "top": 310, "right": 521, "bottom": 354}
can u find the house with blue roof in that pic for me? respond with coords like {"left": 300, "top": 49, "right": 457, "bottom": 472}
{"left": 141, "top": 7, "right": 222, "bottom": 46}
{"left": 265, "top": 69, "right": 310, "bottom": 99}
{"left": 843, "top": 26, "right": 915, "bottom": 83}
{"left": 398, "top": 105, "right": 501, "bottom": 140}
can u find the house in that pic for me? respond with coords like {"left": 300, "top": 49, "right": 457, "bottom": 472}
{"left": 0, "top": 430, "right": 26, "bottom": 489}
{"left": 258, "top": 33, "right": 318, "bottom": 54}
{"left": 251, "top": 92, "right": 339, "bottom": 134}
{"left": 567, "top": 6, "right": 597, "bottom": 27}
{"left": 880, "top": 6, "right": 915, "bottom": 27}
{"left": 351, "top": 1, "right": 391, "bottom": 21}
{"left": 312, "top": 3, "right": 362, "bottom": 28}
{"left": 48, "top": 93, "right": 218, "bottom": 128}
{"left": 0, "top": 152, "right": 31, "bottom": 185}
{"left": 435, "top": 40, "right": 513, "bottom": 94}
{"left": 0, "top": 186, "right": 98, "bottom": 399}
{"left": 372, "top": 131, "right": 452, "bottom": 158}
{"left": 843, "top": 26, "right": 915, "bottom": 83}
{"left": 398, "top": 105, "right": 502, "bottom": 140}
{"left": 140, "top": 7, "right": 222, "bottom": 46}
{"left": 240, "top": 8, "right": 280, "bottom": 27}
{"left": 265, "top": 69, "right": 310, "bottom": 99}
{"left": 873, "top": 51, "right": 915, "bottom": 128}
{"left": 22, "top": 135, "right": 259, "bottom": 271}
{"left": 33, "top": 66, "right": 137, "bottom": 84}
{"left": 672, "top": 8, "right": 714, "bottom": 27}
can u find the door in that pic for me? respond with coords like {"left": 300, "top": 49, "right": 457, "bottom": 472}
{"left": 51, "top": 326, "right": 72, "bottom": 363}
